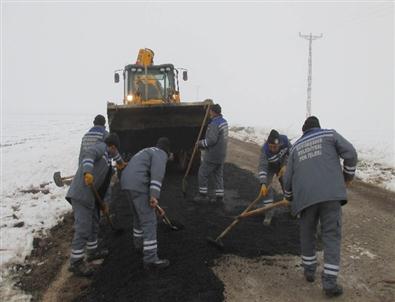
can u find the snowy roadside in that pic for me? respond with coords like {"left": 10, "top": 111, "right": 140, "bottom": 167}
{"left": 0, "top": 114, "right": 92, "bottom": 300}
{"left": 229, "top": 126, "right": 395, "bottom": 191}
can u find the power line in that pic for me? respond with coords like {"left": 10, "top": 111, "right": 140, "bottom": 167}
{"left": 299, "top": 32, "right": 323, "bottom": 118}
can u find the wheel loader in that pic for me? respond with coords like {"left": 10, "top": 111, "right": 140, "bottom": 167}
{"left": 108, "top": 48, "right": 211, "bottom": 170}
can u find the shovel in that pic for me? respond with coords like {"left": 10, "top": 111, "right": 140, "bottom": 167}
{"left": 207, "top": 184, "right": 276, "bottom": 250}
{"left": 53, "top": 171, "right": 74, "bottom": 187}
{"left": 156, "top": 205, "right": 184, "bottom": 231}
{"left": 90, "top": 184, "right": 124, "bottom": 234}
{"left": 206, "top": 193, "right": 263, "bottom": 250}
{"left": 238, "top": 199, "right": 290, "bottom": 219}
{"left": 182, "top": 102, "right": 211, "bottom": 198}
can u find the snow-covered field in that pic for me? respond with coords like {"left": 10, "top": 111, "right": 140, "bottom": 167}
{"left": 0, "top": 115, "right": 394, "bottom": 300}
{"left": 1, "top": 114, "right": 92, "bottom": 300}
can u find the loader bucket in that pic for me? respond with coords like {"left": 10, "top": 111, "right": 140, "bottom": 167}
{"left": 107, "top": 101, "right": 211, "bottom": 160}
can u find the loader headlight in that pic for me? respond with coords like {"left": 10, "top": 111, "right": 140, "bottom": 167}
{"left": 131, "top": 68, "right": 137, "bottom": 72}
{"left": 160, "top": 68, "right": 165, "bottom": 72}
{"left": 166, "top": 67, "right": 171, "bottom": 71}
{"left": 126, "top": 95, "right": 133, "bottom": 101}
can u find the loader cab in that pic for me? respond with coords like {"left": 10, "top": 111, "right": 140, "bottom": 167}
{"left": 123, "top": 64, "right": 179, "bottom": 104}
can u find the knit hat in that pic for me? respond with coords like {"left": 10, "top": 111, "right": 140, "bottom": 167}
{"left": 210, "top": 104, "right": 222, "bottom": 115}
{"left": 156, "top": 137, "right": 171, "bottom": 155}
{"left": 105, "top": 133, "right": 120, "bottom": 149}
{"left": 93, "top": 114, "right": 106, "bottom": 126}
{"left": 302, "top": 116, "right": 321, "bottom": 132}
{"left": 267, "top": 129, "right": 280, "bottom": 144}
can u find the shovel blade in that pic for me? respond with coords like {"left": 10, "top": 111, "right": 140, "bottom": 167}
{"left": 53, "top": 171, "right": 64, "bottom": 187}
{"left": 162, "top": 217, "right": 184, "bottom": 231}
{"left": 206, "top": 236, "right": 224, "bottom": 250}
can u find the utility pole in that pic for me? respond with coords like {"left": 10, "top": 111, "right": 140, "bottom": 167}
{"left": 299, "top": 32, "right": 323, "bottom": 118}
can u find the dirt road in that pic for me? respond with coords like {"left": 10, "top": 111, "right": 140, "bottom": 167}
{"left": 16, "top": 137, "right": 395, "bottom": 301}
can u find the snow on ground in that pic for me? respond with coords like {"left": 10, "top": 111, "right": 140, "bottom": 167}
{"left": 0, "top": 114, "right": 92, "bottom": 299}
{"left": 229, "top": 126, "right": 395, "bottom": 191}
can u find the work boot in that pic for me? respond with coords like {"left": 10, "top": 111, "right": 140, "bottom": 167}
{"left": 68, "top": 259, "right": 95, "bottom": 277}
{"left": 193, "top": 193, "right": 209, "bottom": 203}
{"left": 304, "top": 271, "right": 315, "bottom": 283}
{"left": 86, "top": 248, "right": 109, "bottom": 262}
{"left": 324, "top": 284, "right": 343, "bottom": 297}
{"left": 143, "top": 259, "right": 170, "bottom": 270}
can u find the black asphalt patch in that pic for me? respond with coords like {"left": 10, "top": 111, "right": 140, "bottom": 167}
{"left": 75, "top": 163, "right": 300, "bottom": 302}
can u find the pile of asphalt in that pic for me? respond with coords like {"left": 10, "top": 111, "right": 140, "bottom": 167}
{"left": 75, "top": 163, "right": 300, "bottom": 302}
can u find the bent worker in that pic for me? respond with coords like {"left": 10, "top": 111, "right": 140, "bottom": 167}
{"left": 120, "top": 137, "right": 171, "bottom": 270}
{"left": 194, "top": 103, "right": 228, "bottom": 203}
{"left": 258, "top": 129, "right": 291, "bottom": 224}
{"left": 283, "top": 116, "right": 357, "bottom": 297}
{"left": 66, "top": 133, "right": 122, "bottom": 277}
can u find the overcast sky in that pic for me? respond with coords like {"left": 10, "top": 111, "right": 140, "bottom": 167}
{"left": 2, "top": 1, "right": 394, "bottom": 158}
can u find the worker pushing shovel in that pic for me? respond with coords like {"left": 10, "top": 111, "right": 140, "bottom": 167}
{"left": 120, "top": 137, "right": 174, "bottom": 270}
{"left": 258, "top": 129, "right": 292, "bottom": 225}
{"left": 182, "top": 102, "right": 211, "bottom": 198}
{"left": 193, "top": 103, "right": 229, "bottom": 204}
{"left": 65, "top": 133, "right": 124, "bottom": 277}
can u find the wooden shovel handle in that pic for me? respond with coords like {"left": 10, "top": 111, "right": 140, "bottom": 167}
{"left": 90, "top": 185, "right": 114, "bottom": 228}
{"left": 183, "top": 103, "right": 211, "bottom": 179}
{"left": 214, "top": 184, "right": 273, "bottom": 241}
{"left": 239, "top": 199, "right": 290, "bottom": 219}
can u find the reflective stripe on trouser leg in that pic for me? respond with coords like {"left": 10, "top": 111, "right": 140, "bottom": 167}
{"left": 87, "top": 205, "right": 100, "bottom": 253}
{"left": 126, "top": 190, "right": 143, "bottom": 249}
{"left": 86, "top": 240, "right": 98, "bottom": 251}
{"left": 70, "top": 199, "right": 95, "bottom": 264}
{"left": 199, "top": 187, "right": 208, "bottom": 195}
{"left": 213, "top": 163, "right": 224, "bottom": 196}
{"left": 198, "top": 160, "right": 216, "bottom": 195}
{"left": 130, "top": 191, "right": 158, "bottom": 263}
{"left": 71, "top": 248, "right": 85, "bottom": 262}
{"left": 320, "top": 201, "right": 342, "bottom": 289}
{"left": 133, "top": 227, "right": 143, "bottom": 250}
{"left": 301, "top": 254, "right": 318, "bottom": 273}
{"left": 300, "top": 203, "right": 320, "bottom": 274}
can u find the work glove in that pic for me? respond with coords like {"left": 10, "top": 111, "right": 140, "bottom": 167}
{"left": 278, "top": 166, "right": 286, "bottom": 178}
{"left": 260, "top": 184, "right": 269, "bottom": 197}
{"left": 149, "top": 196, "right": 159, "bottom": 209}
{"left": 116, "top": 162, "right": 127, "bottom": 171}
{"left": 84, "top": 172, "right": 94, "bottom": 186}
